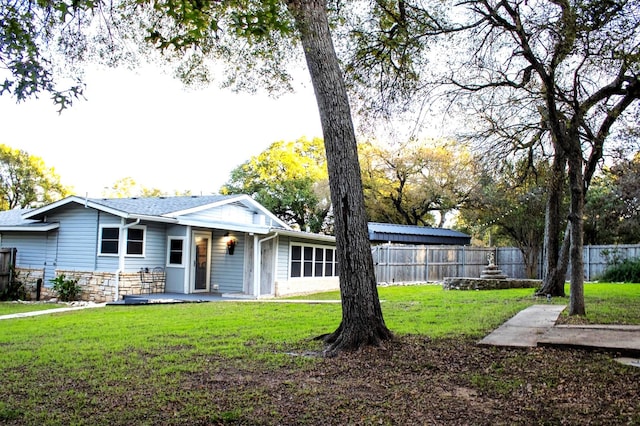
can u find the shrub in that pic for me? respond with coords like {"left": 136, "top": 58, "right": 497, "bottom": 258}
{"left": 599, "top": 258, "right": 640, "bottom": 283}
{"left": 0, "top": 268, "right": 27, "bottom": 301}
{"left": 50, "top": 274, "right": 82, "bottom": 302}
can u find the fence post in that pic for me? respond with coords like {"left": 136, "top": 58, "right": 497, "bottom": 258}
{"left": 586, "top": 246, "right": 591, "bottom": 281}
{"left": 461, "top": 246, "right": 466, "bottom": 278}
{"left": 425, "top": 246, "right": 429, "bottom": 282}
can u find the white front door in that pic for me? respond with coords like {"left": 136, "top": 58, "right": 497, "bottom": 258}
{"left": 192, "top": 231, "right": 211, "bottom": 292}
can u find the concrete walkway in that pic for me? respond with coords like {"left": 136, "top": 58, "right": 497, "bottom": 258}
{"left": 479, "top": 304, "right": 640, "bottom": 358}
{"left": 478, "top": 304, "right": 567, "bottom": 348}
{"left": 0, "top": 295, "right": 342, "bottom": 319}
{"left": 0, "top": 302, "right": 106, "bottom": 320}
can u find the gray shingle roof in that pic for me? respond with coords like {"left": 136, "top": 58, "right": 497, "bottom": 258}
{"left": 86, "top": 195, "right": 235, "bottom": 216}
{"left": 0, "top": 209, "right": 32, "bottom": 226}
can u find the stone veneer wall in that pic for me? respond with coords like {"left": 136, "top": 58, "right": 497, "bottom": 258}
{"left": 14, "top": 267, "right": 53, "bottom": 301}
{"left": 16, "top": 267, "right": 165, "bottom": 303}
{"left": 442, "top": 277, "right": 542, "bottom": 291}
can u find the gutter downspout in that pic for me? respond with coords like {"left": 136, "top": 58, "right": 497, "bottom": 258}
{"left": 253, "top": 232, "right": 279, "bottom": 299}
{"left": 114, "top": 218, "right": 141, "bottom": 302}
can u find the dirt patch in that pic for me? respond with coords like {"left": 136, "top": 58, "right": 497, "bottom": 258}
{"left": 2, "top": 335, "right": 638, "bottom": 425}
{"left": 177, "top": 335, "right": 640, "bottom": 425}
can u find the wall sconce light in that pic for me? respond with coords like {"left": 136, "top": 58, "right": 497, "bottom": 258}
{"left": 224, "top": 232, "right": 237, "bottom": 255}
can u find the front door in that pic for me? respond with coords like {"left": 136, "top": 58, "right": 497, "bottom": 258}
{"left": 192, "top": 231, "right": 211, "bottom": 292}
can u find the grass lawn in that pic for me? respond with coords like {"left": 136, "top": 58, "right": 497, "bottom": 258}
{"left": 0, "top": 302, "right": 68, "bottom": 316}
{"left": 1, "top": 283, "right": 639, "bottom": 425}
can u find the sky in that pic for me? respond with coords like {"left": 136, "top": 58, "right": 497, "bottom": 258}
{"left": 0, "top": 65, "right": 323, "bottom": 198}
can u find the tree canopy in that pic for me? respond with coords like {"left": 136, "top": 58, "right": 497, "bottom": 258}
{"left": 0, "top": 144, "right": 70, "bottom": 209}
{"left": 360, "top": 138, "right": 479, "bottom": 227}
{"left": 220, "top": 137, "right": 331, "bottom": 233}
{"left": 102, "top": 177, "right": 179, "bottom": 198}
{"left": 585, "top": 154, "right": 640, "bottom": 245}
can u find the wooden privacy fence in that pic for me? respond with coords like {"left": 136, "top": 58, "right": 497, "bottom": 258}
{"left": 371, "top": 243, "right": 640, "bottom": 284}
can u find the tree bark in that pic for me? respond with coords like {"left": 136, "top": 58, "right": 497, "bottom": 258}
{"left": 567, "top": 148, "right": 586, "bottom": 316}
{"left": 285, "top": 0, "right": 393, "bottom": 355}
{"left": 538, "top": 147, "right": 567, "bottom": 297}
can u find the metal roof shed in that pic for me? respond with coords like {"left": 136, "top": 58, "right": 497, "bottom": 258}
{"left": 368, "top": 222, "right": 471, "bottom": 245}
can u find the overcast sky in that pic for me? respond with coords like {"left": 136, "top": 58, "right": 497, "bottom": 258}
{"left": 0, "top": 65, "right": 323, "bottom": 198}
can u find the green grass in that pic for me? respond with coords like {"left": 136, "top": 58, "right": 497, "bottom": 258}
{"left": 0, "top": 302, "right": 67, "bottom": 316}
{"left": 0, "top": 283, "right": 638, "bottom": 425}
{"left": 561, "top": 281, "right": 640, "bottom": 324}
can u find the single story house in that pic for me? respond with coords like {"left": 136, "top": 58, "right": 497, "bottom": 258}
{"left": 0, "top": 195, "right": 339, "bottom": 302}
{"left": 368, "top": 222, "right": 471, "bottom": 246}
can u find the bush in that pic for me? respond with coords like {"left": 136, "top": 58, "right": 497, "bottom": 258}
{"left": 0, "top": 268, "right": 27, "bottom": 301}
{"left": 599, "top": 258, "right": 640, "bottom": 283}
{"left": 50, "top": 274, "right": 82, "bottom": 302}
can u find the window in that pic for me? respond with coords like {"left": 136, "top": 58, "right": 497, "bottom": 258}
{"left": 100, "top": 227, "right": 119, "bottom": 255}
{"left": 167, "top": 237, "right": 185, "bottom": 266}
{"left": 291, "top": 245, "right": 302, "bottom": 277}
{"left": 290, "top": 243, "right": 338, "bottom": 278}
{"left": 127, "top": 228, "right": 144, "bottom": 255}
{"left": 99, "top": 225, "right": 146, "bottom": 256}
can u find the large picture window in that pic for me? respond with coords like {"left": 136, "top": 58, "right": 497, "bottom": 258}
{"left": 290, "top": 243, "right": 338, "bottom": 278}
{"left": 99, "top": 225, "right": 146, "bottom": 256}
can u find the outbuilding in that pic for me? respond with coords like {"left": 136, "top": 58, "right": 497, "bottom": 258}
{"left": 368, "top": 222, "right": 471, "bottom": 246}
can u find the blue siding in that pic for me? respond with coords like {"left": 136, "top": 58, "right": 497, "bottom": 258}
{"left": 122, "top": 221, "right": 167, "bottom": 272}
{"left": 44, "top": 231, "right": 58, "bottom": 285}
{"left": 2, "top": 232, "right": 47, "bottom": 268}
{"left": 276, "top": 236, "right": 292, "bottom": 281}
{"left": 94, "top": 213, "right": 119, "bottom": 271}
{"left": 2, "top": 230, "right": 62, "bottom": 286}
{"left": 165, "top": 225, "right": 187, "bottom": 293}
{"left": 210, "top": 229, "right": 244, "bottom": 293}
{"left": 46, "top": 205, "right": 99, "bottom": 271}
{"left": 44, "top": 205, "right": 168, "bottom": 274}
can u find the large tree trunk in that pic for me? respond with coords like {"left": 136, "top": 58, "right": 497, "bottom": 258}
{"left": 285, "top": 0, "right": 393, "bottom": 356}
{"left": 538, "top": 147, "right": 567, "bottom": 297}
{"left": 567, "top": 149, "right": 586, "bottom": 316}
{"left": 519, "top": 242, "right": 539, "bottom": 280}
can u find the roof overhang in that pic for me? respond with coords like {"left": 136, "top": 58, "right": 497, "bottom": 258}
{"left": 179, "top": 219, "right": 336, "bottom": 243}
{"left": 0, "top": 223, "right": 60, "bottom": 232}
{"left": 128, "top": 214, "right": 178, "bottom": 224}
{"left": 179, "top": 218, "right": 274, "bottom": 234}
{"left": 275, "top": 229, "right": 336, "bottom": 243}
{"left": 22, "top": 196, "right": 129, "bottom": 220}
